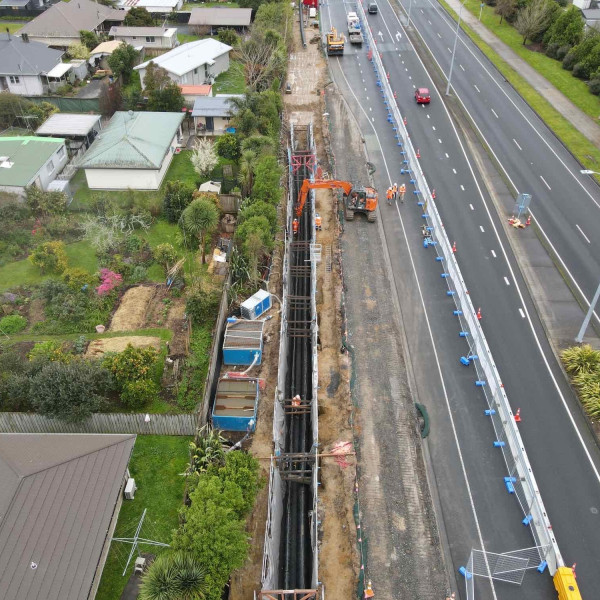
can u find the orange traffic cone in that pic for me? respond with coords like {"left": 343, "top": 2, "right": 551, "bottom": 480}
{"left": 416, "top": 148, "right": 421, "bottom": 158}
{"left": 403, "top": 116, "right": 407, "bottom": 126}
{"left": 514, "top": 408, "right": 521, "bottom": 423}
{"left": 394, "top": 90, "right": 397, "bottom": 99}
{"left": 525, "top": 215, "right": 531, "bottom": 226}
{"left": 387, "top": 72, "right": 390, "bottom": 80}
{"left": 364, "top": 581, "right": 375, "bottom": 598}
{"left": 432, "top": 189, "right": 436, "bottom": 199}
{"left": 452, "top": 241, "right": 457, "bottom": 253}
{"left": 476, "top": 307, "right": 482, "bottom": 320}
{"left": 572, "top": 563, "right": 577, "bottom": 579}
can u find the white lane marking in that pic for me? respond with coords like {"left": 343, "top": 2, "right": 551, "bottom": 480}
{"left": 432, "top": 126, "right": 436, "bottom": 131}
{"left": 576, "top": 224, "right": 591, "bottom": 244}
{"left": 491, "top": 108, "right": 498, "bottom": 119}
{"left": 504, "top": 277, "right": 510, "bottom": 286}
{"left": 452, "top": 168, "right": 457, "bottom": 174}
{"left": 437, "top": 32, "right": 442, "bottom": 38}
{"left": 469, "top": 203, "right": 474, "bottom": 210}
{"left": 448, "top": 47, "right": 452, "bottom": 53}
{"left": 369, "top": 107, "right": 372, "bottom": 111}
{"left": 409, "top": 76, "right": 412, "bottom": 80}
{"left": 445, "top": 152, "right": 449, "bottom": 158}
{"left": 513, "top": 139, "right": 522, "bottom": 151}
{"left": 480, "top": 225, "right": 485, "bottom": 233}
{"left": 360, "top": 70, "right": 363, "bottom": 74}
{"left": 438, "top": 138, "right": 442, "bottom": 143}
{"left": 474, "top": 84, "right": 481, "bottom": 93}
{"left": 519, "top": 308, "right": 526, "bottom": 319}
{"left": 381, "top": 0, "right": 600, "bottom": 484}
{"left": 428, "top": 19, "right": 432, "bottom": 24}
{"left": 491, "top": 250, "right": 497, "bottom": 257}
{"left": 540, "top": 175, "right": 551, "bottom": 190}
{"left": 426, "top": 114, "right": 430, "bottom": 119}
{"left": 460, "top": 184, "right": 465, "bottom": 190}
{"left": 459, "top": 64, "right": 465, "bottom": 71}
{"left": 367, "top": 96, "right": 369, "bottom": 100}
{"left": 420, "top": 8, "right": 424, "bottom": 12}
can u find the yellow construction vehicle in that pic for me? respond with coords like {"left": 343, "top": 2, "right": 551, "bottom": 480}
{"left": 296, "top": 179, "right": 378, "bottom": 222}
{"left": 326, "top": 27, "right": 344, "bottom": 56}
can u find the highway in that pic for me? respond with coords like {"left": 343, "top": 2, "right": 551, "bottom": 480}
{"left": 320, "top": 1, "right": 600, "bottom": 598}
{"left": 394, "top": 0, "right": 600, "bottom": 325}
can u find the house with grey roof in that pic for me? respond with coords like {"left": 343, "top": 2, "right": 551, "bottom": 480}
{"left": 0, "top": 136, "right": 68, "bottom": 195}
{"left": 188, "top": 7, "right": 252, "bottom": 31}
{"left": 135, "top": 38, "right": 232, "bottom": 89}
{"left": 191, "top": 94, "right": 241, "bottom": 135}
{"left": 109, "top": 25, "right": 178, "bottom": 50}
{"left": 78, "top": 111, "right": 185, "bottom": 190}
{"left": 0, "top": 33, "right": 64, "bottom": 95}
{"left": 0, "top": 433, "right": 136, "bottom": 600}
{"left": 36, "top": 113, "right": 102, "bottom": 156}
{"left": 19, "top": 0, "right": 125, "bottom": 49}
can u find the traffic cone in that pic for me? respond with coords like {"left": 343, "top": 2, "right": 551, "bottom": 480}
{"left": 416, "top": 148, "right": 421, "bottom": 158}
{"left": 572, "top": 563, "right": 577, "bottom": 579}
{"left": 514, "top": 408, "right": 521, "bottom": 423}
{"left": 394, "top": 90, "right": 397, "bottom": 99}
{"left": 432, "top": 189, "right": 436, "bottom": 199}
{"left": 403, "top": 116, "right": 407, "bottom": 126}
{"left": 525, "top": 215, "right": 531, "bottom": 226}
{"left": 452, "top": 241, "right": 456, "bottom": 253}
{"left": 387, "top": 72, "right": 390, "bottom": 80}
{"left": 476, "top": 307, "right": 482, "bottom": 320}
{"left": 364, "top": 580, "right": 375, "bottom": 598}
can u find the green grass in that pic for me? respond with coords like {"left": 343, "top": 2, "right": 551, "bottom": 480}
{"left": 65, "top": 239, "right": 98, "bottom": 273}
{"left": 439, "top": 0, "right": 600, "bottom": 179}
{"left": 163, "top": 150, "right": 199, "bottom": 187}
{"left": 1, "top": 23, "right": 22, "bottom": 34}
{"left": 213, "top": 60, "right": 246, "bottom": 94}
{"left": 177, "top": 32, "right": 203, "bottom": 44}
{"left": 95, "top": 436, "right": 190, "bottom": 600}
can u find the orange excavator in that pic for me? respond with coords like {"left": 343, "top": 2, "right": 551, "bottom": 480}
{"left": 296, "top": 179, "right": 378, "bottom": 222}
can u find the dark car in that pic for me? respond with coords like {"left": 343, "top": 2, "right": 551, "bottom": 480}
{"left": 415, "top": 87, "right": 431, "bottom": 104}
{"left": 368, "top": 2, "right": 378, "bottom": 13}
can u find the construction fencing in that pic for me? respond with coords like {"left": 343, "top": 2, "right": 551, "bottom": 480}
{"left": 354, "top": 0, "right": 562, "bottom": 585}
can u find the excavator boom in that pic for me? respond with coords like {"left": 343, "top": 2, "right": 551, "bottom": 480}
{"left": 296, "top": 179, "right": 354, "bottom": 217}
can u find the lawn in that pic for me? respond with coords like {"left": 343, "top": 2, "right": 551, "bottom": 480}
{"left": 177, "top": 32, "right": 204, "bottom": 44}
{"left": 95, "top": 436, "right": 191, "bottom": 600}
{"left": 439, "top": 0, "right": 600, "bottom": 177}
{"left": 213, "top": 60, "right": 246, "bottom": 94}
{"left": 1, "top": 23, "right": 22, "bottom": 34}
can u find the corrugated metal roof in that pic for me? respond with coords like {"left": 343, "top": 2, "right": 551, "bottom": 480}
{"left": 0, "top": 0, "right": 30, "bottom": 8}
{"left": 46, "top": 62, "right": 72, "bottom": 78}
{"left": 191, "top": 94, "right": 239, "bottom": 117}
{"left": 36, "top": 113, "right": 101, "bottom": 137}
{"left": 0, "top": 34, "right": 64, "bottom": 76}
{"left": 0, "top": 433, "right": 136, "bottom": 600}
{"left": 109, "top": 26, "right": 177, "bottom": 37}
{"left": 90, "top": 39, "right": 124, "bottom": 55}
{"left": 189, "top": 7, "right": 252, "bottom": 26}
{"left": 135, "top": 38, "right": 232, "bottom": 77}
{"left": 79, "top": 111, "right": 184, "bottom": 170}
{"left": 0, "top": 137, "right": 65, "bottom": 187}
{"left": 180, "top": 84, "right": 212, "bottom": 95}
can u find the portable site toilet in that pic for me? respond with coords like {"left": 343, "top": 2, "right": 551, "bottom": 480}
{"left": 212, "top": 377, "right": 259, "bottom": 431}
{"left": 240, "top": 289, "right": 272, "bottom": 320}
{"left": 223, "top": 319, "right": 264, "bottom": 366}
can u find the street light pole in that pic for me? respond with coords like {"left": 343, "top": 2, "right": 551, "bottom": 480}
{"left": 446, "top": 1, "right": 465, "bottom": 96}
{"left": 575, "top": 281, "right": 600, "bottom": 343}
{"left": 407, "top": 0, "right": 413, "bottom": 27}
{"left": 479, "top": 2, "right": 484, "bottom": 20}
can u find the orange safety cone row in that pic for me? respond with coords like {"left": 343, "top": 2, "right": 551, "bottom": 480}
{"left": 416, "top": 148, "right": 421, "bottom": 158}
{"left": 432, "top": 189, "right": 436, "bottom": 199}
{"left": 476, "top": 307, "right": 482, "bottom": 320}
{"left": 514, "top": 408, "right": 521, "bottom": 422}
{"left": 452, "top": 241, "right": 457, "bottom": 253}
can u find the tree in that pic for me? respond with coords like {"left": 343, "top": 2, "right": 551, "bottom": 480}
{"left": 147, "top": 81, "right": 185, "bottom": 112}
{"left": 139, "top": 552, "right": 209, "bottom": 600}
{"left": 67, "top": 42, "right": 90, "bottom": 60}
{"left": 495, "top": 0, "right": 516, "bottom": 24}
{"left": 185, "top": 281, "right": 221, "bottom": 324}
{"left": 0, "top": 93, "right": 57, "bottom": 129}
{"left": 190, "top": 138, "right": 218, "bottom": 179}
{"left": 235, "top": 216, "right": 273, "bottom": 282}
{"left": 107, "top": 43, "right": 139, "bottom": 84}
{"left": 79, "top": 30, "right": 99, "bottom": 50}
{"left": 124, "top": 6, "right": 154, "bottom": 26}
{"left": 29, "top": 241, "right": 69, "bottom": 274}
{"left": 25, "top": 186, "right": 68, "bottom": 216}
{"left": 514, "top": 0, "right": 555, "bottom": 45}
{"left": 30, "top": 360, "right": 112, "bottom": 423}
{"left": 99, "top": 79, "right": 122, "bottom": 117}
{"left": 241, "top": 134, "right": 275, "bottom": 156}
{"left": 215, "top": 132, "right": 241, "bottom": 161}
{"left": 103, "top": 343, "right": 158, "bottom": 386}
{"left": 217, "top": 28, "right": 239, "bottom": 47}
{"left": 236, "top": 32, "right": 287, "bottom": 92}
{"left": 237, "top": 150, "right": 256, "bottom": 197}
{"left": 251, "top": 154, "right": 282, "bottom": 204}
{"left": 543, "top": 6, "right": 584, "bottom": 48}
{"left": 180, "top": 198, "right": 219, "bottom": 264}
{"left": 239, "top": 200, "right": 277, "bottom": 233}
{"left": 186, "top": 425, "right": 226, "bottom": 475}
{"left": 163, "top": 180, "right": 195, "bottom": 223}
{"left": 154, "top": 243, "right": 179, "bottom": 268}
{"left": 143, "top": 62, "right": 171, "bottom": 91}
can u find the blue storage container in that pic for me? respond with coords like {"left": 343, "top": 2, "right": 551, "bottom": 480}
{"left": 212, "top": 378, "right": 258, "bottom": 432}
{"left": 240, "top": 289, "right": 272, "bottom": 320}
{"left": 223, "top": 319, "right": 264, "bottom": 366}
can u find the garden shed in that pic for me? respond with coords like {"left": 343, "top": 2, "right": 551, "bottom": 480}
{"left": 212, "top": 378, "right": 258, "bottom": 432}
{"left": 222, "top": 318, "right": 264, "bottom": 366}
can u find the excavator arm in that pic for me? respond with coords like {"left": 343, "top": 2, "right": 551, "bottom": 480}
{"left": 296, "top": 179, "right": 354, "bottom": 217}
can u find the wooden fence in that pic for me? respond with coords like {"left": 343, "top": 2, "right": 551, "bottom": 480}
{"left": 0, "top": 412, "right": 197, "bottom": 435}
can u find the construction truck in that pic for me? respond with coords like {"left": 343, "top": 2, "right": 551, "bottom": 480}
{"left": 296, "top": 179, "right": 378, "bottom": 222}
{"left": 346, "top": 11, "right": 363, "bottom": 44}
{"left": 325, "top": 27, "right": 344, "bottom": 55}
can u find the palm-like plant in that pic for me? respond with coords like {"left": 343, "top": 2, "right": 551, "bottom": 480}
{"left": 561, "top": 344, "right": 600, "bottom": 375}
{"left": 139, "top": 551, "right": 209, "bottom": 600}
{"left": 237, "top": 150, "right": 256, "bottom": 197}
{"left": 186, "top": 425, "right": 226, "bottom": 476}
{"left": 180, "top": 198, "right": 219, "bottom": 264}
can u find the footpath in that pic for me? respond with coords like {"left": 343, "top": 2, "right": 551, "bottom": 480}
{"left": 444, "top": 0, "right": 600, "bottom": 148}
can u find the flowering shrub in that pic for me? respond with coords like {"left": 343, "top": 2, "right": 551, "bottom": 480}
{"left": 96, "top": 269, "right": 122, "bottom": 296}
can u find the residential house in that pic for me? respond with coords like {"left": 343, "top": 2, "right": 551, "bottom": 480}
{"left": 0, "top": 0, "right": 43, "bottom": 13}
{"left": 109, "top": 26, "right": 178, "bottom": 50}
{"left": 0, "top": 33, "right": 63, "bottom": 95}
{"left": 36, "top": 113, "right": 102, "bottom": 156}
{"left": 135, "top": 38, "right": 232, "bottom": 89}
{"left": 18, "top": 0, "right": 125, "bottom": 48}
{"left": 191, "top": 94, "right": 241, "bottom": 135}
{"left": 88, "top": 39, "right": 126, "bottom": 70}
{"left": 0, "top": 136, "right": 68, "bottom": 195}
{"left": 78, "top": 111, "right": 184, "bottom": 190}
{"left": 188, "top": 7, "right": 252, "bottom": 33}
{"left": 180, "top": 83, "right": 212, "bottom": 108}
{"left": 581, "top": 8, "right": 600, "bottom": 29}
{"left": 115, "top": 0, "right": 182, "bottom": 13}
{"left": 0, "top": 433, "right": 136, "bottom": 600}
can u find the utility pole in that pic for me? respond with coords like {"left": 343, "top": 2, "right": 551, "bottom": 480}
{"left": 446, "top": 1, "right": 465, "bottom": 96}
{"left": 575, "top": 281, "right": 600, "bottom": 343}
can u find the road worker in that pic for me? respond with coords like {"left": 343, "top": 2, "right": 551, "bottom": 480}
{"left": 399, "top": 182, "right": 406, "bottom": 203}
{"left": 292, "top": 395, "right": 301, "bottom": 407}
{"left": 315, "top": 213, "right": 322, "bottom": 230}
{"left": 292, "top": 218, "right": 299, "bottom": 235}
{"left": 386, "top": 187, "right": 393, "bottom": 205}
{"left": 392, "top": 182, "right": 398, "bottom": 201}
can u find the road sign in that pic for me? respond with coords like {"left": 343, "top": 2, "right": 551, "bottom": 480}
{"left": 513, "top": 193, "right": 532, "bottom": 218}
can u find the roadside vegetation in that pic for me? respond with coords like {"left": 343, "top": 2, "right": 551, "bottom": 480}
{"left": 561, "top": 345, "right": 600, "bottom": 420}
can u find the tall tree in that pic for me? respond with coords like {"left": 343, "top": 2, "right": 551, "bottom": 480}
{"left": 147, "top": 81, "right": 185, "bottom": 112}
{"left": 514, "top": 0, "right": 555, "bottom": 45}
{"left": 495, "top": 0, "right": 516, "bottom": 24}
{"left": 237, "top": 150, "right": 256, "bottom": 197}
{"left": 107, "top": 44, "right": 139, "bottom": 84}
{"left": 180, "top": 198, "right": 219, "bottom": 264}
{"left": 124, "top": 6, "right": 154, "bottom": 26}
{"left": 190, "top": 138, "right": 218, "bottom": 178}
{"left": 143, "top": 62, "right": 171, "bottom": 91}
{"left": 79, "top": 30, "right": 99, "bottom": 50}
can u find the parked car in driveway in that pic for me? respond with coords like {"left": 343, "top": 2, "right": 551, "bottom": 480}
{"left": 415, "top": 87, "right": 431, "bottom": 104}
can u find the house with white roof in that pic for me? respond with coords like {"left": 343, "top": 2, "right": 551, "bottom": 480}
{"left": 78, "top": 111, "right": 184, "bottom": 190}
{"left": 109, "top": 26, "right": 178, "bottom": 50}
{"left": 134, "top": 38, "right": 232, "bottom": 89}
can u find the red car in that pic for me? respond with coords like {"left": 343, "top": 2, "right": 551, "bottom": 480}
{"left": 415, "top": 88, "right": 431, "bottom": 104}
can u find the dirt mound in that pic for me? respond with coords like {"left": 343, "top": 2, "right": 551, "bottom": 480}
{"left": 110, "top": 286, "right": 156, "bottom": 331}
{"left": 86, "top": 335, "right": 161, "bottom": 358}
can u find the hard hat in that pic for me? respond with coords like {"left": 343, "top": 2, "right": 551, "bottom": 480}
{"left": 394, "top": 182, "right": 397, "bottom": 186}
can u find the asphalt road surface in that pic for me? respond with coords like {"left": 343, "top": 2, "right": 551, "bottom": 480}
{"left": 320, "top": 1, "right": 600, "bottom": 598}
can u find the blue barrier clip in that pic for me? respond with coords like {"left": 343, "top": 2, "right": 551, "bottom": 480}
{"left": 423, "top": 239, "right": 429, "bottom": 248}
{"left": 504, "top": 476, "right": 516, "bottom": 494}
{"left": 410, "top": 179, "right": 417, "bottom": 184}
{"left": 453, "top": 310, "right": 462, "bottom": 315}
{"left": 475, "top": 380, "right": 486, "bottom": 386}
{"left": 400, "top": 151, "right": 406, "bottom": 156}
{"left": 413, "top": 189, "right": 421, "bottom": 195}
{"left": 459, "top": 331, "right": 469, "bottom": 337}
{"left": 537, "top": 561, "right": 548, "bottom": 573}
{"left": 417, "top": 201, "right": 424, "bottom": 206}
{"left": 447, "top": 290, "right": 456, "bottom": 296}
{"left": 493, "top": 441, "right": 506, "bottom": 448}
{"left": 403, "top": 160, "right": 409, "bottom": 165}
{"left": 468, "top": 354, "right": 479, "bottom": 360}
{"left": 441, "top": 273, "right": 449, "bottom": 278}
{"left": 458, "top": 567, "right": 472, "bottom": 580}
{"left": 397, "top": 142, "right": 403, "bottom": 146}
{"left": 460, "top": 357, "right": 470, "bottom": 366}
{"left": 392, "top": 127, "right": 397, "bottom": 131}
{"left": 522, "top": 514, "right": 533, "bottom": 526}
{"left": 422, "top": 213, "right": 429, "bottom": 218}
{"left": 484, "top": 409, "right": 496, "bottom": 416}
{"left": 435, "top": 256, "right": 444, "bottom": 262}
{"left": 427, "top": 226, "right": 434, "bottom": 231}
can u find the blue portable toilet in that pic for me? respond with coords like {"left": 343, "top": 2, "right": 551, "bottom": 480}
{"left": 240, "top": 289, "right": 272, "bottom": 320}
{"left": 212, "top": 377, "right": 258, "bottom": 432}
{"left": 222, "top": 319, "right": 264, "bottom": 366}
